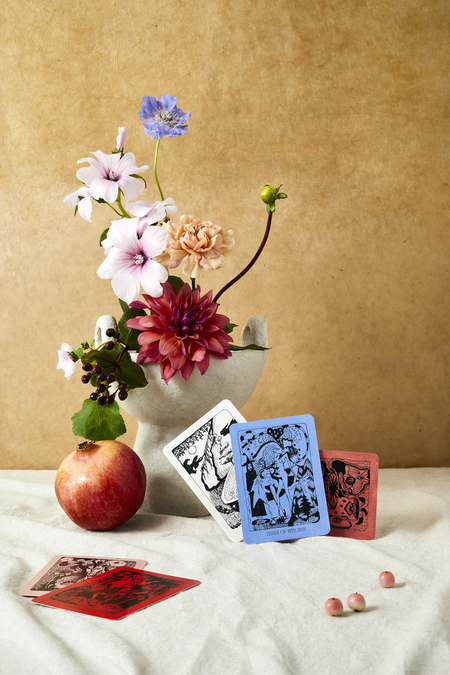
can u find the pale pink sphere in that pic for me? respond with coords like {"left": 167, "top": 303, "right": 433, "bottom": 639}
{"left": 347, "top": 593, "right": 366, "bottom": 611}
{"left": 379, "top": 571, "right": 395, "bottom": 588}
{"left": 324, "top": 598, "right": 344, "bottom": 616}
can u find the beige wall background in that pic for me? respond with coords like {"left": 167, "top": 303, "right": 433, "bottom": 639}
{"left": 1, "top": 0, "right": 449, "bottom": 469}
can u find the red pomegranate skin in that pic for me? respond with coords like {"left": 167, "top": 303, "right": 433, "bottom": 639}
{"left": 55, "top": 440, "right": 146, "bottom": 530}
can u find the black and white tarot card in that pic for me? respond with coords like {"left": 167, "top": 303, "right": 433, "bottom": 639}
{"left": 163, "top": 400, "right": 245, "bottom": 542}
{"left": 230, "top": 415, "right": 330, "bottom": 544}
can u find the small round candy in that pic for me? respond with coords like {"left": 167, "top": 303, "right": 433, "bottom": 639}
{"left": 347, "top": 593, "right": 366, "bottom": 611}
{"left": 379, "top": 571, "right": 395, "bottom": 588}
{"left": 324, "top": 598, "right": 343, "bottom": 616}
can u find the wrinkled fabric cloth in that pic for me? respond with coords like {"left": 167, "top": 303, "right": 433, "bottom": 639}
{"left": 1, "top": 468, "right": 449, "bottom": 675}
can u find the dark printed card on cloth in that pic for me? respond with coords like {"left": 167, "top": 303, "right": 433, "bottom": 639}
{"left": 31, "top": 567, "right": 201, "bottom": 620}
{"left": 19, "top": 555, "right": 147, "bottom": 597}
{"left": 320, "top": 449, "right": 379, "bottom": 540}
{"left": 230, "top": 415, "right": 330, "bottom": 544}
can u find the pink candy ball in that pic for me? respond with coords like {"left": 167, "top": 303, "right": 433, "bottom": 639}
{"left": 347, "top": 592, "right": 366, "bottom": 611}
{"left": 379, "top": 571, "right": 395, "bottom": 588}
{"left": 324, "top": 597, "right": 344, "bottom": 616}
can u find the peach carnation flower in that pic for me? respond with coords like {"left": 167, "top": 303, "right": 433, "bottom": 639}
{"left": 155, "top": 215, "right": 234, "bottom": 279}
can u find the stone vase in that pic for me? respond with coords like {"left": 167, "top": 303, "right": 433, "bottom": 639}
{"left": 94, "top": 314, "right": 268, "bottom": 517}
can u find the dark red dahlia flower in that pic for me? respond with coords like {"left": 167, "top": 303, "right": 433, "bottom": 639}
{"left": 126, "top": 282, "right": 233, "bottom": 383}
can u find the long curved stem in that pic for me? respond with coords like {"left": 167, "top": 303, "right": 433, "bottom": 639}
{"left": 213, "top": 210, "right": 273, "bottom": 304}
{"left": 154, "top": 140, "right": 165, "bottom": 201}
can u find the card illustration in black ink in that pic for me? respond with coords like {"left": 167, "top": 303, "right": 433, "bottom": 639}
{"left": 320, "top": 449, "right": 379, "bottom": 539}
{"left": 164, "top": 400, "right": 245, "bottom": 541}
{"left": 19, "top": 555, "right": 147, "bottom": 597}
{"left": 230, "top": 415, "right": 330, "bottom": 544}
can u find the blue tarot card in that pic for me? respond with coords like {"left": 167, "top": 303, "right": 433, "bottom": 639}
{"left": 230, "top": 415, "right": 330, "bottom": 544}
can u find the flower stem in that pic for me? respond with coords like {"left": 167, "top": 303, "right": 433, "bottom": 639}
{"left": 213, "top": 210, "right": 273, "bottom": 304}
{"left": 116, "top": 190, "right": 131, "bottom": 218}
{"left": 191, "top": 278, "right": 196, "bottom": 291}
{"left": 154, "top": 140, "right": 165, "bottom": 202}
{"left": 106, "top": 202, "right": 123, "bottom": 217}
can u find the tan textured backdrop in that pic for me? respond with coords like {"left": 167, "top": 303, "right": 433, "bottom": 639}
{"left": 1, "top": 0, "right": 449, "bottom": 469}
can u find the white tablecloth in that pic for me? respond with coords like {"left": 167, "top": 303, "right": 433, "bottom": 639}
{"left": 1, "top": 468, "right": 449, "bottom": 675}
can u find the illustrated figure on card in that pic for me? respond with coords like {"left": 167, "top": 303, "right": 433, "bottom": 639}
{"left": 238, "top": 423, "right": 320, "bottom": 528}
{"left": 170, "top": 409, "right": 241, "bottom": 530}
{"left": 320, "top": 449, "right": 379, "bottom": 539}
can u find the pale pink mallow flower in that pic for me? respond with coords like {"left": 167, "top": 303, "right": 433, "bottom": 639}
{"left": 57, "top": 343, "right": 76, "bottom": 380}
{"left": 63, "top": 185, "right": 94, "bottom": 221}
{"left": 76, "top": 150, "right": 148, "bottom": 204}
{"left": 116, "top": 126, "right": 128, "bottom": 151}
{"left": 154, "top": 215, "right": 235, "bottom": 279}
{"left": 97, "top": 218, "right": 168, "bottom": 304}
{"left": 126, "top": 198, "right": 178, "bottom": 226}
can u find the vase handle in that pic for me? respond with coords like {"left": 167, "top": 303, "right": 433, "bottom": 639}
{"left": 94, "top": 315, "right": 119, "bottom": 348}
{"left": 240, "top": 315, "right": 268, "bottom": 348}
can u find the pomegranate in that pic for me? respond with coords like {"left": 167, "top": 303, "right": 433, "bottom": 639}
{"left": 55, "top": 440, "right": 146, "bottom": 530}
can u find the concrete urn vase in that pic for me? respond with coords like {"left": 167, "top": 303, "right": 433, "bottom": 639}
{"left": 94, "top": 314, "right": 268, "bottom": 517}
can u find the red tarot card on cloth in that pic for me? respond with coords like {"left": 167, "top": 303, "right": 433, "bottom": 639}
{"left": 31, "top": 567, "right": 200, "bottom": 620}
{"left": 320, "top": 449, "right": 379, "bottom": 540}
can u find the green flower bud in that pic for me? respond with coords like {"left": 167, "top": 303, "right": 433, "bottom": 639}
{"left": 260, "top": 185, "right": 277, "bottom": 204}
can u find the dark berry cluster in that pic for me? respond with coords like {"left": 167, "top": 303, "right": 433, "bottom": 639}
{"left": 80, "top": 328, "right": 129, "bottom": 405}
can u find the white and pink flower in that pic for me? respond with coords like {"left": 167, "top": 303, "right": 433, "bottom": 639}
{"left": 97, "top": 218, "right": 168, "bottom": 304}
{"left": 57, "top": 343, "right": 76, "bottom": 380}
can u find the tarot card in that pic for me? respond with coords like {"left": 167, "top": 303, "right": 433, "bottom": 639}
{"left": 163, "top": 400, "right": 245, "bottom": 542}
{"left": 320, "top": 449, "right": 379, "bottom": 539}
{"left": 19, "top": 555, "right": 147, "bottom": 597}
{"left": 31, "top": 567, "right": 200, "bottom": 620}
{"left": 230, "top": 414, "right": 330, "bottom": 544}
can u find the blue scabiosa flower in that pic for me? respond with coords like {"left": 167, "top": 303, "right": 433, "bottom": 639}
{"left": 138, "top": 94, "right": 191, "bottom": 140}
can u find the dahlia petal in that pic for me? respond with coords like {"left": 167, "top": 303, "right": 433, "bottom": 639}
{"left": 160, "top": 360, "right": 176, "bottom": 384}
{"left": 196, "top": 353, "right": 210, "bottom": 375}
{"left": 159, "top": 333, "right": 179, "bottom": 356}
{"left": 169, "top": 349, "right": 186, "bottom": 371}
{"left": 189, "top": 343, "right": 206, "bottom": 362}
{"left": 179, "top": 360, "right": 195, "bottom": 381}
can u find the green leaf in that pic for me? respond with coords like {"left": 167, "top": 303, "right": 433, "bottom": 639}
{"left": 229, "top": 343, "right": 270, "bottom": 351}
{"left": 118, "top": 307, "right": 146, "bottom": 350}
{"left": 81, "top": 342, "right": 90, "bottom": 350}
{"left": 225, "top": 323, "right": 238, "bottom": 334}
{"left": 82, "top": 345, "right": 123, "bottom": 374}
{"left": 73, "top": 347, "right": 84, "bottom": 358}
{"left": 71, "top": 399, "right": 126, "bottom": 441}
{"left": 167, "top": 275, "right": 185, "bottom": 293}
{"left": 99, "top": 228, "right": 109, "bottom": 246}
{"left": 119, "top": 298, "right": 130, "bottom": 314}
{"left": 277, "top": 193, "right": 288, "bottom": 199}
{"left": 116, "top": 355, "right": 148, "bottom": 389}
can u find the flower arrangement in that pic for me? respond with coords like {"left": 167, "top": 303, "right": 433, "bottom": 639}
{"left": 58, "top": 94, "right": 287, "bottom": 442}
